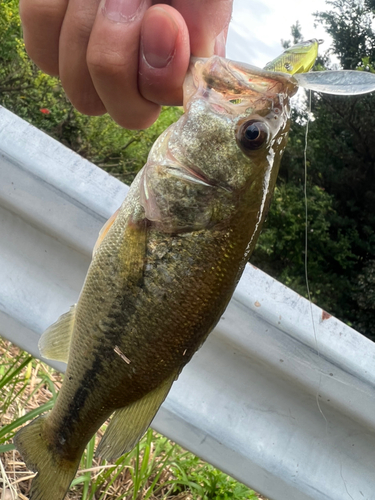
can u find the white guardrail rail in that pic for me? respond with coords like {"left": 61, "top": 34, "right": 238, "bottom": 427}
{"left": 1, "top": 106, "right": 375, "bottom": 500}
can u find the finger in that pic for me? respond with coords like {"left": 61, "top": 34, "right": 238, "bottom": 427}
{"left": 172, "top": 0, "right": 233, "bottom": 57}
{"left": 87, "top": 0, "right": 161, "bottom": 129}
{"left": 19, "top": 0, "right": 69, "bottom": 75}
{"left": 59, "top": 0, "right": 105, "bottom": 115}
{"left": 214, "top": 25, "right": 229, "bottom": 57}
{"left": 139, "top": 5, "right": 190, "bottom": 106}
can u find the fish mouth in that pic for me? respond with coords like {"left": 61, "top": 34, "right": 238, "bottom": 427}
{"left": 184, "top": 56, "right": 299, "bottom": 112}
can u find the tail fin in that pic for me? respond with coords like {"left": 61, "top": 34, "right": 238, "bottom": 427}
{"left": 14, "top": 416, "right": 79, "bottom": 500}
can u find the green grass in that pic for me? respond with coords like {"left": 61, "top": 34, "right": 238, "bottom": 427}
{"left": 0, "top": 337, "right": 263, "bottom": 500}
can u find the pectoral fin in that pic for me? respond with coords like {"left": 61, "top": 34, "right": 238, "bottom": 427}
{"left": 93, "top": 208, "right": 120, "bottom": 256}
{"left": 38, "top": 305, "right": 76, "bottom": 363}
{"left": 96, "top": 371, "right": 177, "bottom": 461}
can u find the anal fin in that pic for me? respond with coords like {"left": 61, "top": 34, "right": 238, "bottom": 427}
{"left": 96, "top": 371, "right": 177, "bottom": 461}
{"left": 38, "top": 305, "right": 76, "bottom": 363}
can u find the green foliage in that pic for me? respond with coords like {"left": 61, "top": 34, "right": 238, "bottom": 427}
{"left": 282, "top": 21, "right": 303, "bottom": 49}
{"left": 69, "top": 429, "right": 259, "bottom": 500}
{"left": 170, "top": 452, "right": 259, "bottom": 500}
{"left": 253, "top": 182, "right": 356, "bottom": 314}
{"left": 0, "top": 0, "right": 29, "bottom": 87}
{"left": 314, "top": 0, "right": 375, "bottom": 70}
{"left": 0, "top": 346, "right": 56, "bottom": 451}
{"left": 69, "top": 429, "right": 181, "bottom": 500}
{"left": 354, "top": 260, "right": 375, "bottom": 334}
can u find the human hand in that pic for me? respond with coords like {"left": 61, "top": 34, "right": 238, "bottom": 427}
{"left": 19, "top": 0, "right": 233, "bottom": 129}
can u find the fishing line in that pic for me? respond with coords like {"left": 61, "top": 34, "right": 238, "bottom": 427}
{"left": 304, "top": 90, "right": 328, "bottom": 426}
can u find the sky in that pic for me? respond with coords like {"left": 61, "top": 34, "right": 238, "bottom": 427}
{"left": 226, "top": 0, "right": 331, "bottom": 67}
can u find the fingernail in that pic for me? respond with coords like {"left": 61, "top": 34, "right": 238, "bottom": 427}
{"left": 141, "top": 7, "right": 178, "bottom": 69}
{"left": 214, "top": 29, "right": 227, "bottom": 57}
{"left": 103, "top": 0, "right": 144, "bottom": 23}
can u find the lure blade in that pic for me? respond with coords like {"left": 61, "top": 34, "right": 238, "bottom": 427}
{"left": 293, "top": 70, "right": 375, "bottom": 95}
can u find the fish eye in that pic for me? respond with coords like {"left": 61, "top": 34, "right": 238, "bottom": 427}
{"left": 236, "top": 119, "right": 269, "bottom": 155}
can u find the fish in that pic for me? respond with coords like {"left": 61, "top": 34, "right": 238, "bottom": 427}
{"left": 13, "top": 42, "right": 318, "bottom": 500}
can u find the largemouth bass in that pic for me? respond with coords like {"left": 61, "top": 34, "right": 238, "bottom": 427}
{"left": 14, "top": 43, "right": 317, "bottom": 500}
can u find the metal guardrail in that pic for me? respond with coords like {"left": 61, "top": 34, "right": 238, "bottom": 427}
{"left": 1, "top": 105, "right": 375, "bottom": 500}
